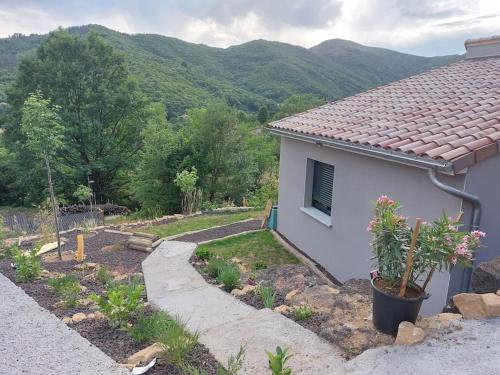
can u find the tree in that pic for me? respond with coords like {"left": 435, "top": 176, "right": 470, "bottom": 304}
{"left": 273, "top": 94, "right": 325, "bottom": 120}
{"left": 133, "top": 104, "right": 187, "bottom": 214}
{"left": 174, "top": 167, "right": 202, "bottom": 214}
{"left": 5, "top": 29, "right": 147, "bottom": 203}
{"left": 257, "top": 106, "right": 269, "bottom": 124}
{"left": 21, "top": 91, "right": 64, "bottom": 258}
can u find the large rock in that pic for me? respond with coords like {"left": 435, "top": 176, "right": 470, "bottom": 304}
{"left": 416, "top": 313, "right": 462, "bottom": 331}
{"left": 288, "top": 285, "right": 340, "bottom": 313}
{"left": 453, "top": 293, "right": 487, "bottom": 319}
{"left": 472, "top": 257, "right": 500, "bottom": 293}
{"left": 481, "top": 293, "right": 500, "bottom": 317}
{"left": 395, "top": 322, "right": 426, "bottom": 345}
{"left": 127, "top": 343, "right": 163, "bottom": 366}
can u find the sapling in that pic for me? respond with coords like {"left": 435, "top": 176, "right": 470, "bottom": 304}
{"left": 256, "top": 284, "right": 276, "bottom": 309}
{"left": 21, "top": 92, "right": 65, "bottom": 259}
{"left": 266, "top": 346, "right": 293, "bottom": 375}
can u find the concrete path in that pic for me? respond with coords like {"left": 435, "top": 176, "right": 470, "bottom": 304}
{"left": 143, "top": 241, "right": 500, "bottom": 374}
{"left": 143, "top": 241, "right": 344, "bottom": 374}
{"left": 0, "top": 273, "right": 128, "bottom": 375}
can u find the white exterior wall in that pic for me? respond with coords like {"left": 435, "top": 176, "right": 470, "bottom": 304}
{"left": 277, "top": 137, "right": 465, "bottom": 315}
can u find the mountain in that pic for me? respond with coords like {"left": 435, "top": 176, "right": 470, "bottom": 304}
{"left": 0, "top": 25, "right": 462, "bottom": 117}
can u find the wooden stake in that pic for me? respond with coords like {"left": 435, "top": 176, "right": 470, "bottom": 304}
{"left": 76, "top": 234, "right": 84, "bottom": 262}
{"left": 399, "top": 218, "right": 421, "bottom": 297}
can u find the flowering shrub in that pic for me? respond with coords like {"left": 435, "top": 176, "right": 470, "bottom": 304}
{"left": 368, "top": 195, "right": 484, "bottom": 289}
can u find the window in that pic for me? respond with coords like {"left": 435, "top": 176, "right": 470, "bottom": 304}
{"left": 311, "top": 161, "right": 334, "bottom": 215}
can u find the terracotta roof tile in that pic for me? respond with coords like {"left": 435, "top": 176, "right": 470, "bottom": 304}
{"left": 269, "top": 56, "right": 500, "bottom": 170}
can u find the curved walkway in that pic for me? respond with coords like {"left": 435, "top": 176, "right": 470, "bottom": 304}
{"left": 0, "top": 273, "right": 127, "bottom": 375}
{"left": 142, "top": 241, "right": 344, "bottom": 374}
{"left": 143, "top": 241, "right": 500, "bottom": 375}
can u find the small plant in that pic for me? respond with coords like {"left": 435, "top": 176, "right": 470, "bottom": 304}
{"left": 47, "top": 274, "right": 81, "bottom": 308}
{"left": 293, "top": 305, "right": 312, "bottom": 321}
{"left": 254, "top": 262, "right": 267, "bottom": 270}
{"left": 90, "top": 276, "right": 144, "bottom": 329}
{"left": 207, "top": 256, "right": 226, "bottom": 278}
{"left": 267, "top": 346, "right": 293, "bottom": 375}
{"left": 128, "top": 311, "right": 173, "bottom": 344}
{"left": 256, "top": 284, "right": 276, "bottom": 309}
{"left": 11, "top": 246, "right": 42, "bottom": 283}
{"left": 217, "top": 263, "right": 241, "bottom": 292}
{"left": 187, "top": 345, "right": 246, "bottom": 375}
{"left": 195, "top": 248, "right": 213, "bottom": 261}
{"left": 157, "top": 317, "right": 199, "bottom": 368}
{"left": 96, "top": 265, "right": 113, "bottom": 285}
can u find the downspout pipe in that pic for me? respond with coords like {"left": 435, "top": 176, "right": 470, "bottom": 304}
{"left": 427, "top": 169, "right": 482, "bottom": 292}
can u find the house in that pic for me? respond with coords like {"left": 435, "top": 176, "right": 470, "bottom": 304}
{"left": 268, "top": 36, "right": 500, "bottom": 315}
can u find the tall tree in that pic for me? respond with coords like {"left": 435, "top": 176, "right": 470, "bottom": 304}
{"left": 5, "top": 29, "right": 147, "bottom": 202}
{"left": 21, "top": 91, "right": 64, "bottom": 258}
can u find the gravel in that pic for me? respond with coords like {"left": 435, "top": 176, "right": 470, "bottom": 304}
{"left": 0, "top": 273, "right": 128, "bottom": 375}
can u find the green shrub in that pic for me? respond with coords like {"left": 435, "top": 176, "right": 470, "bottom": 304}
{"left": 11, "top": 246, "right": 42, "bottom": 283}
{"left": 217, "top": 264, "right": 241, "bottom": 292}
{"left": 47, "top": 274, "right": 81, "bottom": 308}
{"left": 128, "top": 311, "right": 174, "bottom": 344}
{"left": 195, "top": 248, "right": 213, "bottom": 261}
{"left": 96, "top": 265, "right": 113, "bottom": 285}
{"left": 293, "top": 305, "right": 312, "bottom": 321}
{"left": 157, "top": 317, "right": 199, "bottom": 368}
{"left": 207, "top": 257, "right": 226, "bottom": 278}
{"left": 267, "top": 346, "right": 293, "bottom": 375}
{"left": 254, "top": 262, "right": 267, "bottom": 270}
{"left": 91, "top": 276, "right": 144, "bottom": 329}
{"left": 256, "top": 284, "right": 276, "bottom": 309}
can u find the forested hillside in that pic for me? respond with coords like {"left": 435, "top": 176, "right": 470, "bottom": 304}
{"left": 0, "top": 25, "right": 461, "bottom": 117}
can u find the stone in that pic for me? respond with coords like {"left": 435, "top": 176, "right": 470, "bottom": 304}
{"left": 127, "top": 343, "right": 164, "bottom": 366}
{"left": 73, "top": 262, "right": 99, "bottom": 271}
{"left": 481, "top": 293, "right": 500, "bottom": 317}
{"left": 395, "top": 322, "right": 426, "bottom": 346}
{"left": 288, "top": 285, "right": 340, "bottom": 313}
{"left": 497, "top": 290, "right": 500, "bottom": 296}
{"left": 285, "top": 289, "right": 299, "bottom": 301}
{"left": 62, "top": 317, "right": 73, "bottom": 324}
{"left": 101, "top": 243, "right": 124, "bottom": 252}
{"left": 453, "top": 293, "right": 488, "bottom": 319}
{"left": 40, "top": 270, "right": 65, "bottom": 279}
{"left": 230, "top": 288, "right": 246, "bottom": 297}
{"left": 71, "top": 313, "right": 87, "bottom": 323}
{"left": 77, "top": 298, "right": 95, "bottom": 307}
{"left": 43, "top": 250, "right": 75, "bottom": 263}
{"left": 472, "top": 257, "right": 500, "bottom": 294}
{"left": 93, "top": 311, "right": 106, "bottom": 320}
{"left": 416, "top": 313, "right": 462, "bottom": 331}
{"left": 274, "top": 305, "right": 291, "bottom": 314}
{"left": 53, "top": 301, "right": 67, "bottom": 309}
{"left": 86, "top": 313, "right": 96, "bottom": 320}
{"left": 241, "top": 284, "right": 256, "bottom": 293}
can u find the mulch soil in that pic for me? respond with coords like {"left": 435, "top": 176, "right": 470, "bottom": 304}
{"left": 0, "top": 230, "right": 220, "bottom": 374}
{"left": 175, "top": 219, "right": 262, "bottom": 242}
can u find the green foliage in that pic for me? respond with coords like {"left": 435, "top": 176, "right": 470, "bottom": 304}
{"left": 174, "top": 167, "right": 198, "bottom": 194}
{"left": 11, "top": 246, "right": 42, "bottom": 283}
{"left": 248, "top": 171, "right": 279, "bottom": 209}
{"left": 266, "top": 346, "right": 293, "bottom": 375}
{"left": 96, "top": 265, "right": 113, "bottom": 285}
{"left": 157, "top": 317, "right": 199, "bottom": 369}
{"left": 368, "top": 196, "right": 484, "bottom": 289}
{"left": 128, "top": 311, "right": 174, "bottom": 344}
{"left": 254, "top": 262, "right": 267, "bottom": 270}
{"left": 207, "top": 257, "right": 227, "bottom": 278}
{"left": 217, "top": 263, "right": 241, "bottom": 292}
{"left": 293, "top": 305, "right": 312, "bottom": 321}
{"left": 256, "top": 284, "right": 276, "bottom": 309}
{"left": 272, "top": 94, "right": 325, "bottom": 120}
{"left": 47, "top": 274, "right": 81, "bottom": 308}
{"left": 73, "top": 185, "right": 93, "bottom": 204}
{"left": 90, "top": 276, "right": 144, "bottom": 329}
{"left": 195, "top": 248, "right": 213, "bottom": 261}
{"left": 257, "top": 106, "right": 269, "bottom": 124}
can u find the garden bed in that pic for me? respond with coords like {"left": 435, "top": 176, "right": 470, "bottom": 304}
{"left": 190, "top": 231, "right": 395, "bottom": 359}
{"left": 0, "top": 230, "right": 220, "bottom": 374}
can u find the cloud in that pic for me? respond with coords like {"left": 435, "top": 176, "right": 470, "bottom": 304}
{"left": 0, "top": 0, "right": 499, "bottom": 56}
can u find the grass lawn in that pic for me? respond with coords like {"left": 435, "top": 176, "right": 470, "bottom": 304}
{"left": 141, "top": 210, "right": 260, "bottom": 238}
{"left": 197, "top": 230, "right": 299, "bottom": 269}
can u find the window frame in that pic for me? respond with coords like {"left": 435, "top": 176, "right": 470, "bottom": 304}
{"left": 301, "top": 158, "right": 334, "bottom": 227}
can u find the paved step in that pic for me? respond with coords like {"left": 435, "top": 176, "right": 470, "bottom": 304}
{"left": 142, "top": 241, "right": 344, "bottom": 374}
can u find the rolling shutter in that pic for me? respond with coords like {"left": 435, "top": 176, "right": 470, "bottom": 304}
{"left": 312, "top": 161, "right": 334, "bottom": 215}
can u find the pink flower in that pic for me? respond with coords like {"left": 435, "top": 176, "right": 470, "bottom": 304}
{"left": 376, "top": 195, "right": 395, "bottom": 206}
{"left": 451, "top": 255, "right": 458, "bottom": 265}
{"left": 447, "top": 224, "right": 458, "bottom": 232}
{"left": 471, "top": 230, "right": 486, "bottom": 239}
{"left": 366, "top": 218, "right": 378, "bottom": 232}
{"left": 444, "top": 235, "right": 452, "bottom": 246}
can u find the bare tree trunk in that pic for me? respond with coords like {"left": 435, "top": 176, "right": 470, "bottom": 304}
{"left": 44, "top": 154, "right": 62, "bottom": 260}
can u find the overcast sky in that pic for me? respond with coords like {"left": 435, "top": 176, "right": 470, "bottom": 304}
{"left": 1, "top": 0, "right": 499, "bottom": 56}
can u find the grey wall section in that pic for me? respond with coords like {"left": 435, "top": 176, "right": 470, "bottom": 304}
{"left": 277, "top": 137, "right": 465, "bottom": 315}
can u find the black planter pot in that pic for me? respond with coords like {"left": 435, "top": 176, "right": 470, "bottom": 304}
{"left": 371, "top": 278, "right": 428, "bottom": 335}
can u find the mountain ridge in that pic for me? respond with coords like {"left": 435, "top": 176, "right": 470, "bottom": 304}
{"left": 0, "top": 24, "right": 462, "bottom": 117}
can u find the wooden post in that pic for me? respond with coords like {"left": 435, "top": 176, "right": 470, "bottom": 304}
{"left": 76, "top": 234, "right": 84, "bottom": 262}
{"left": 44, "top": 153, "right": 62, "bottom": 260}
{"left": 399, "top": 219, "right": 421, "bottom": 297}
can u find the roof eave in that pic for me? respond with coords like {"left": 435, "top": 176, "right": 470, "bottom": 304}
{"left": 268, "top": 127, "right": 455, "bottom": 174}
